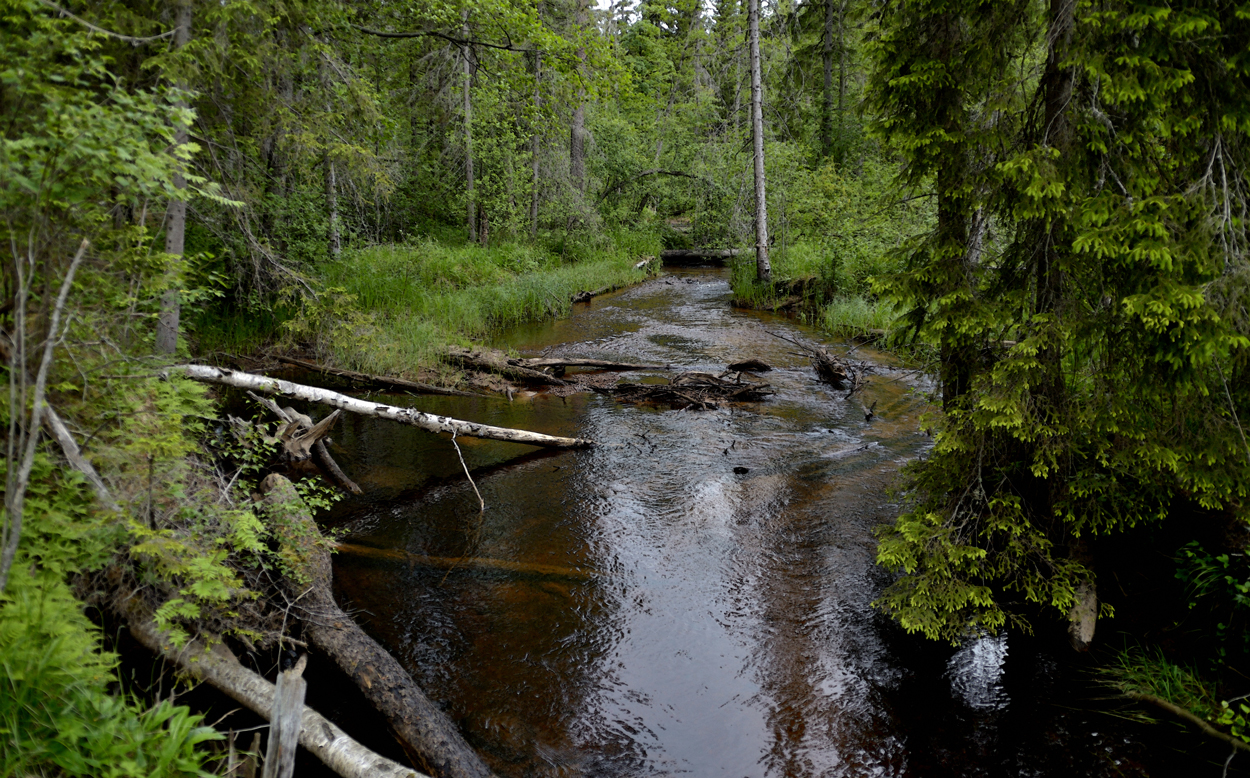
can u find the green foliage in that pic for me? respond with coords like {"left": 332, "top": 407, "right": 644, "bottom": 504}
{"left": 0, "top": 570, "right": 221, "bottom": 777}
{"left": 311, "top": 228, "right": 659, "bottom": 375}
{"left": 1177, "top": 541, "right": 1250, "bottom": 665}
{"left": 866, "top": 0, "right": 1250, "bottom": 642}
{"left": 1104, "top": 648, "right": 1223, "bottom": 723}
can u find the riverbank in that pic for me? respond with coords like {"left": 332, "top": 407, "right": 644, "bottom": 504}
{"left": 195, "top": 228, "right": 662, "bottom": 387}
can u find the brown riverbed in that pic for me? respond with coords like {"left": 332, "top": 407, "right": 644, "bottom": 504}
{"left": 316, "top": 268, "right": 1214, "bottom": 778}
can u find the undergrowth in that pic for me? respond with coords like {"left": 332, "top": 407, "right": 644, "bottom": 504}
{"left": 303, "top": 227, "right": 661, "bottom": 376}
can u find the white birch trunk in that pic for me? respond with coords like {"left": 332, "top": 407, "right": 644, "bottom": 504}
{"left": 747, "top": 0, "right": 771, "bottom": 282}
{"left": 174, "top": 365, "right": 593, "bottom": 448}
{"left": 128, "top": 616, "right": 426, "bottom": 778}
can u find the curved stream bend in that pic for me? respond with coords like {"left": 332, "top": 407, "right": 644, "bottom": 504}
{"left": 325, "top": 268, "right": 1163, "bottom": 778}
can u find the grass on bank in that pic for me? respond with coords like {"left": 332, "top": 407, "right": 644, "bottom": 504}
{"left": 306, "top": 227, "right": 661, "bottom": 377}
{"left": 729, "top": 156, "right": 935, "bottom": 343}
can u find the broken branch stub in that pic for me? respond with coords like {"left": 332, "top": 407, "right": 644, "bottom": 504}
{"left": 175, "top": 365, "right": 592, "bottom": 449}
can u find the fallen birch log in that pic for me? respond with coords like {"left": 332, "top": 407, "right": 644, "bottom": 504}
{"left": 174, "top": 365, "right": 592, "bottom": 449}
{"left": 127, "top": 611, "right": 426, "bottom": 778}
{"left": 335, "top": 542, "right": 603, "bottom": 583}
{"left": 261, "top": 475, "right": 497, "bottom": 778}
{"left": 274, "top": 356, "right": 484, "bottom": 398}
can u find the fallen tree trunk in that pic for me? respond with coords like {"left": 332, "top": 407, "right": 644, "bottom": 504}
{"left": 518, "top": 357, "right": 672, "bottom": 371}
{"left": 175, "top": 365, "right": 592, "bottom": 449}
{"left": 335, "top": 542, "right": 603, "bottom": 583}
{"left": 660, "top": 249, "right": 741, "bottom": 265}
{"left": 126, "top": 611, "right": 426, "bottom": 778}
{"left": 444, "top": 348, "right": 568, "bottom": 386}
{"left": 261, "top": 475, "right": 497, "bottom": 778}
{"left": 275, "top": 357, "right": 484, "bottom": 398}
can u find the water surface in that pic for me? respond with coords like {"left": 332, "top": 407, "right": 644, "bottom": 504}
{"left": 324, "top": 268, "right": 1175, "bottom": 778}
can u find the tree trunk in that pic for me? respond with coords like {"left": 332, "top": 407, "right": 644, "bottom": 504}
{"left": 174, "top": 365, "right": 593, "bottom": 448}
{"left": 463, "top": 10, "right": 477, "bottom": 243}
{"left": 569, "top": 0, "right": 589, "bottom": 196}
{"left": 325, "top": 155, "right": 341, "bottom": 260}
{"left": 156, "top": 0, "right": 192, "bottom": 355}
{"left": 260, "top": 475, "right": 497, "bottom": 778}
{"left": 126, "top": 612, "right": 426, "bottom": 778}
{"left": 530, "top": 43, "right": 542, "bottom": 237}
{"left": 837, "top": 0, "right": 846, "bottom": 143}
{"left": 747, "top": 0, "right": 771, "bottom": 283}
{"left": 821, "top": 0, "right": 834, "bottom": 159}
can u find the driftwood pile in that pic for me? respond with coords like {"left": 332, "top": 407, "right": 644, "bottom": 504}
{"left": 600, "top": 370, "right": 774, "bottom": 409}
{"left": 445, "top": 346, "right": 673, "bottom": 386}
{"left": 771, "top": 332, "right": 871, "bottom": 394}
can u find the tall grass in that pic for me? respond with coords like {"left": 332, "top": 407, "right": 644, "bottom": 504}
{"left": 1102, "top": 648, "right": 1222, "bottom": 723}
{"left": 313, "top": 228, "right": 660, "bottom": 376}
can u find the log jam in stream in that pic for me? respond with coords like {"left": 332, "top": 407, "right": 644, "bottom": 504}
{"left": 319, "top": 268, "right": 1185, "bottom": 778}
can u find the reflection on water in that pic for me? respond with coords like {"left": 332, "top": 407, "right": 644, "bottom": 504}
{"left": 324, "top": 269, "right": 1166, "bottom": 778}
{"left": 948, "top": 635, "right": 1010, "bottom": 712}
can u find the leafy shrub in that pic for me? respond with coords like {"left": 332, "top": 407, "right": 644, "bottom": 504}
{"left": 0, "top": 571, "right": 220, "bottom": 777}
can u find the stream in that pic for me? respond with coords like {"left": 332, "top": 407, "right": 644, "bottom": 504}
{"left": 319, "top": 267, "right": 1186, "bottom": 777}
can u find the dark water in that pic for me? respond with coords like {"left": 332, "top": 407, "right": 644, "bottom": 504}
{"left": 321, "top": 269, "right": 1203, "bottom": 777}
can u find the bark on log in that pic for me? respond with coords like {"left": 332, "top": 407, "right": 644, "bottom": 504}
{"left": 44, "top": 405, "right": 119, "bottom": 512}
{"left": 126, "top": 612, "right": 426, "bottom": 778}
{"left": 247, "top": 392, "right": 363, "bottom": 495}
{"left": 334, "top": 542, "right": 603, "bottom": 583}
{"left": 262, "top": 657, "right": 307, "bottom": 778}
{"left": 518, "top": 358, "right": 673, "bottom": 371}
{"left": 660, "top": 249, "right": 742, "bottom": 264}
{"left": 274, "top": 357, "right": 485, "bottom": 398}
{"left": 175, "top": 365, "right": 592, "bottom": 449}
{"left": 444, "top": 348, "right": 568, "bottom": 386}
{"left": 260, "top": 475, "right": 497, "bottom": 778}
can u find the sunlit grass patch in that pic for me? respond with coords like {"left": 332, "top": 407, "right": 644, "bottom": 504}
{"left": 315, "top": 229, "right": 660, "bottom": 377}
{"left": 818, "top": 295, "right": 897, "bottom": 337}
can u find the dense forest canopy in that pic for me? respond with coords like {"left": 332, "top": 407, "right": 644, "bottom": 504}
{"left": 2, "top": 0, "right": 1249, "bottom": 772}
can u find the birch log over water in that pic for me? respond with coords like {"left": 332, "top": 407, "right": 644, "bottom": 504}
{"left": 175, "top": 365, "right": 592, "bottom": 448}
{"left": 127, "top": 614, "right": 426, "bottom": 778}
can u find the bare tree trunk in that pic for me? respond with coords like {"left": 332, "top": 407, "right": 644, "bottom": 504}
{"left": 747, "top": 0, "right": 770, "bottom": 283}
{"left": 260, "top": 475, "right": 497, "bottom": 778}
{"left": 462, "top": 11, "right": 476, "bottom": 243}
{"left": 838, "top": 0, "right": 846, "bottom": 141}
{"left": 530, "top": 43, "right": 542, "bottom": 237}
{"left": 569, "top": 0, "right": 589, "bottom": 196}
{"left": 127, "top": 613, "right": 426, "bottom": 778}
{"left": 325, "top": 155, "right": 341, "bottom": 259}
{"left": 821, "top": 0, "right": 833, "bottom": 159}
{"left": 1, "top": 240, "right": 87, "bottom": 592}
{"left": 156, "top": 0, "right": 192, "bottom": 355}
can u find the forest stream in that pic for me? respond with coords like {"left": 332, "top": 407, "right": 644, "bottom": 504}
{"left": 313, "top": 267, "right": 1181, "bottom": 778}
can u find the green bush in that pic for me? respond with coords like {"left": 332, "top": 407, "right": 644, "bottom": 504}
{"left": 0, "top": 571, "right": 220, "bottom": 777}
